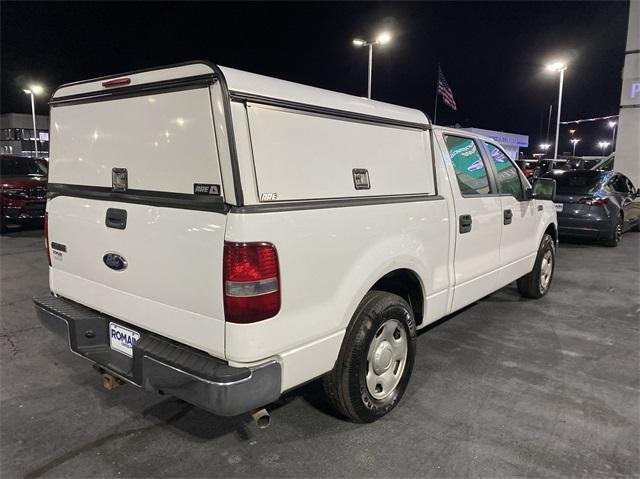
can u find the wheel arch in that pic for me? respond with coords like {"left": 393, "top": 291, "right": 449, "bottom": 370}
{"left": 544, "top": 222, "right": 558, "bottom": 244}
{"left": 368, "top": 268, "right": 426, "bottom": 326}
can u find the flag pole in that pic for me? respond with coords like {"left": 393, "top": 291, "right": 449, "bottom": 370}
{"left": 433, "top": 63, "right": 439, "bottom": 125}
{"left": 433, "top": 88, "right": 438, "bottom": 125}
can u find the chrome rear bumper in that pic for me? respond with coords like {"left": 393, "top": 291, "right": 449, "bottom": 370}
{"left": 33, "top": 295, "right": 281, "bottom": 416}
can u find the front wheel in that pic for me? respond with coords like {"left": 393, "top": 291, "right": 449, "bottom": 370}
{"left": 517, "top": 233, "right": 555, "bottom": 299}
{"left": 323, "top": 291, "right": 416, "bottom": 423}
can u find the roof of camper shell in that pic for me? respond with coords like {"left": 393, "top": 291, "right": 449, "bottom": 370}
{"left": 52, "top": 61, "right": 430, "bottom": 127}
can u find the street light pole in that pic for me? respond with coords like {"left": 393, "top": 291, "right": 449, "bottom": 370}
{"left": 28, "top": 91, "right": 38, "bottom": 157}
{"left": 23, "top": 85, "right": 44, "bottom": 157}
{"left": 570, "top": 138, "right": 580, "bottom": 156}
{"left": 609, "top": 121, "right": 617, "bottom": 151}
{"left": 553, "top": 67, "right": 565, "bottom": 160}
{"left": 598, "top": 141, "right": 610, "bottom": 156}
{"left": 368, "top": 43, "right": 373, "bottom": 99}
{"left": 546, "top": 61, "right": 567, "bottom": 160}
{"left": 353, "top": 32, "right": 392, "bottom": 99}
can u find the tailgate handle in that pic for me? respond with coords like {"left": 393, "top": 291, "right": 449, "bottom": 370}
{"left": 105, "top": 208, "right": 127, "bottom": 230}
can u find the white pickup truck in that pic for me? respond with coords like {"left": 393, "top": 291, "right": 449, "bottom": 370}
{"left": 35, "top": 61, "right": 558, "bottom": 424}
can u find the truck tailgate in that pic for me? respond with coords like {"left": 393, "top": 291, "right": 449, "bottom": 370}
{"left": 47, "top": 71, "right": 227, "bottom": 357}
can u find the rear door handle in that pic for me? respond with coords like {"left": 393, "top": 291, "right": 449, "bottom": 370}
{"left": 105, "top": 208, "right": 127, "bottom": 230}
{"left": 459, "top": 214, "right": 472, "bottom": 234}
{"left": 504, "top": 209, "right": 513, "bottom": 225}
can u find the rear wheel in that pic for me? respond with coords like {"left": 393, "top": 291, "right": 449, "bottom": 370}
{"left": 603, "top": 214, "right": 623, "bottom": 247}
{"left": 517, "top": 233, "right": 555, "bottom": 299}
{"left": 323, "top": 291, "right": 416, "bottom": 423}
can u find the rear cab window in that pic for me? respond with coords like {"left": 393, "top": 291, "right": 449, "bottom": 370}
{"left": 443, "top": 135, "right": 491, "bottom": 196}
{"left": 551, "top": 172, "right": 605, "bottom": 195}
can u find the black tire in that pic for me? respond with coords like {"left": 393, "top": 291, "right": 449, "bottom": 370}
{"left": 323, "top": 290, "right": 417, "bottom": 423}
{"left": 603, "top": 214, "right": 623, "bottom": 247}
{"left": 517, "top": 233, "right": 555, "bottom": 299}
{"left": 630, "top": 220, "right": 639, "bottom": 233}
{"left": 0, "top": 219, "right": 6, "bottom": 235}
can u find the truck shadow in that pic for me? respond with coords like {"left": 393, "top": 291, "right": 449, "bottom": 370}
{"left": 1, "top": 222, "right": 44, "bottom": 238}
{"left": 558, "top": 236, "right": 610, "bottom": 248}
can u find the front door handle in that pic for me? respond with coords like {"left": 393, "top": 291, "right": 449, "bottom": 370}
{"left": 504, "top": 209, "right": 513, "bottom": 225}
{"left": 459, "top": 214, "right": 472, "bottom": 234}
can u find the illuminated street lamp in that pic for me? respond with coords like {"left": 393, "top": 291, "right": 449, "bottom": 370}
{"left": 570, "top": 138, "right": 580, "bottom": 156}
{"left": 539, "top": 143, "right": 551, "bottom": 159}
{"left": 546, "top": 60, "right": 568, "bottom": 160}
{"left": 22, "top": 85, "right": 44, "bottom": 157}
{"left": 608, "top": 120, "right": 617, "bottom": 150}
{"left": 598, "top": 141, "right": 611, "bottom": 156}
{"left": 352, "top": 31, "right": 392, "bottom": 99}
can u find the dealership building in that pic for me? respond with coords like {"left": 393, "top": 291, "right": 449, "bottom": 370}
{"left": 0, "top": 113, "right": 49, "bottom": 157}
{"left": 614, "top": 0, "right": 639, "bottom": 186}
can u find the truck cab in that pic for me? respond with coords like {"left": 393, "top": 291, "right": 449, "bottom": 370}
{"left": 35, "top": 61, "right": 557, "bottom": 423}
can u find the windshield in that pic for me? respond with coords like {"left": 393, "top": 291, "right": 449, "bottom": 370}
{"left": 549, "top": 172, "right": 605, "bottom": 194}
{"left": 0, "top": 157, "right": 47, "bottom": 177}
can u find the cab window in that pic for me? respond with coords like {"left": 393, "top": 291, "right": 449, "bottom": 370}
{"left": 485, "top": 143, "right": 524, "bottom": 200}
{"left": 444, "top": 135, "right": 491, "bottom": 195}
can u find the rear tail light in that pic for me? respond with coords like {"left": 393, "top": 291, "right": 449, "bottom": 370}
{"left": 223, "top": 242, "right": 280, "bottom": 324}
{"left": 579, "top": 197, "right": 609, "bottom": 206}
{"left": 44, "top": 212, "right": 51, "bottom": 266}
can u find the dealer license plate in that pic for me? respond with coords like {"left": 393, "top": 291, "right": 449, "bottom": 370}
{"left": 554, "top": 203, "right": 564, "bottom": 212}
{"left": 109, "top": 322, "right": 140, "bottom": 357}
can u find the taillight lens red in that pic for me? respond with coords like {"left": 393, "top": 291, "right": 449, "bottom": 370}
{"left": 223, "top": 242, "right": 280, "bottom": 324}
{"left": 102, "top": 77, "right": 131, "bottom": 88}
{"left": 579, "top": 196, "right": 609, "bottom": 206}
{"left": 44, "top": 212, "right": 51, "bottom": 266}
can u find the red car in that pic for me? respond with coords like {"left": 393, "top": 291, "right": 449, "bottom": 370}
{"left": 1, "top": 155, "right": 48, "bottom": 233}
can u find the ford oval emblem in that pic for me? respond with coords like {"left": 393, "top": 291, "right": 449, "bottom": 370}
{"left": 103, "top": 253, "right": 128, "bottom": 271}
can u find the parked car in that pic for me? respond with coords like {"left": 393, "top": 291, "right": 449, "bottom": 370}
{"left": 34, "top": 61, "right": 558, "bottom": 425}
{"left": 515, "top": 159, "right": 538, "bottom": 178}
{"left": 543, "top": 169, "right": 640, "bottom": 246}
{"left": 532, "top": 158, "right": 571, "bottom": 178}
{"left": 0, "top": 155, "right": 48, "bottom": 233}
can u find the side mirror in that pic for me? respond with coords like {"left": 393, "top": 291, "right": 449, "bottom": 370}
{"left": 530, "top": 178, "right": 556, "bottom": 201}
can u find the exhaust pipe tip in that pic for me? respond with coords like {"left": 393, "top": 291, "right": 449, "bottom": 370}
{"left": 250, "top": 408, "right": 270, "bottom": 429}
{"left": 102, "top": 373, "right": 124, "bottom": 390}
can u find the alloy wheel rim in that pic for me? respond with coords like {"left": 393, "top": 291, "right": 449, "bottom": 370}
{"left": 615, "top": 222, "right": 623, "bottom": 242}
{"left": 366, "top": 319, "right": 408, "bottom": 400}
{"left": 540, "top": 250, "right": 553, "bottom": 292}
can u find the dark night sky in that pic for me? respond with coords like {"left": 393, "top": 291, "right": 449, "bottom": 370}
{"left": 1, "top": 1, "right": 630, "bottom": 155}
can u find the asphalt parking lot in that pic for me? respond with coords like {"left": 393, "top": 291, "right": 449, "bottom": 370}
{"left": 1, "top": 227, "right": 638, "bottom": 478}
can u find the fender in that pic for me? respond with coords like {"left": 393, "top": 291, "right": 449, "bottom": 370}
{"left": 331, "top": 237, "right": 439, "bottom": 334}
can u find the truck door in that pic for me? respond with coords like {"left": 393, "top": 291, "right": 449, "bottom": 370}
{"left": 440, "top": 133, "right": 502, "bottom": 311}
{"left": 482, "top": 142, "right": 538, "bottom": 286}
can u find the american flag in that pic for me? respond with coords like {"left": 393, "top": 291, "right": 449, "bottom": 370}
{"left": 437, "top": 66, "right": 457, "bottom": 111}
